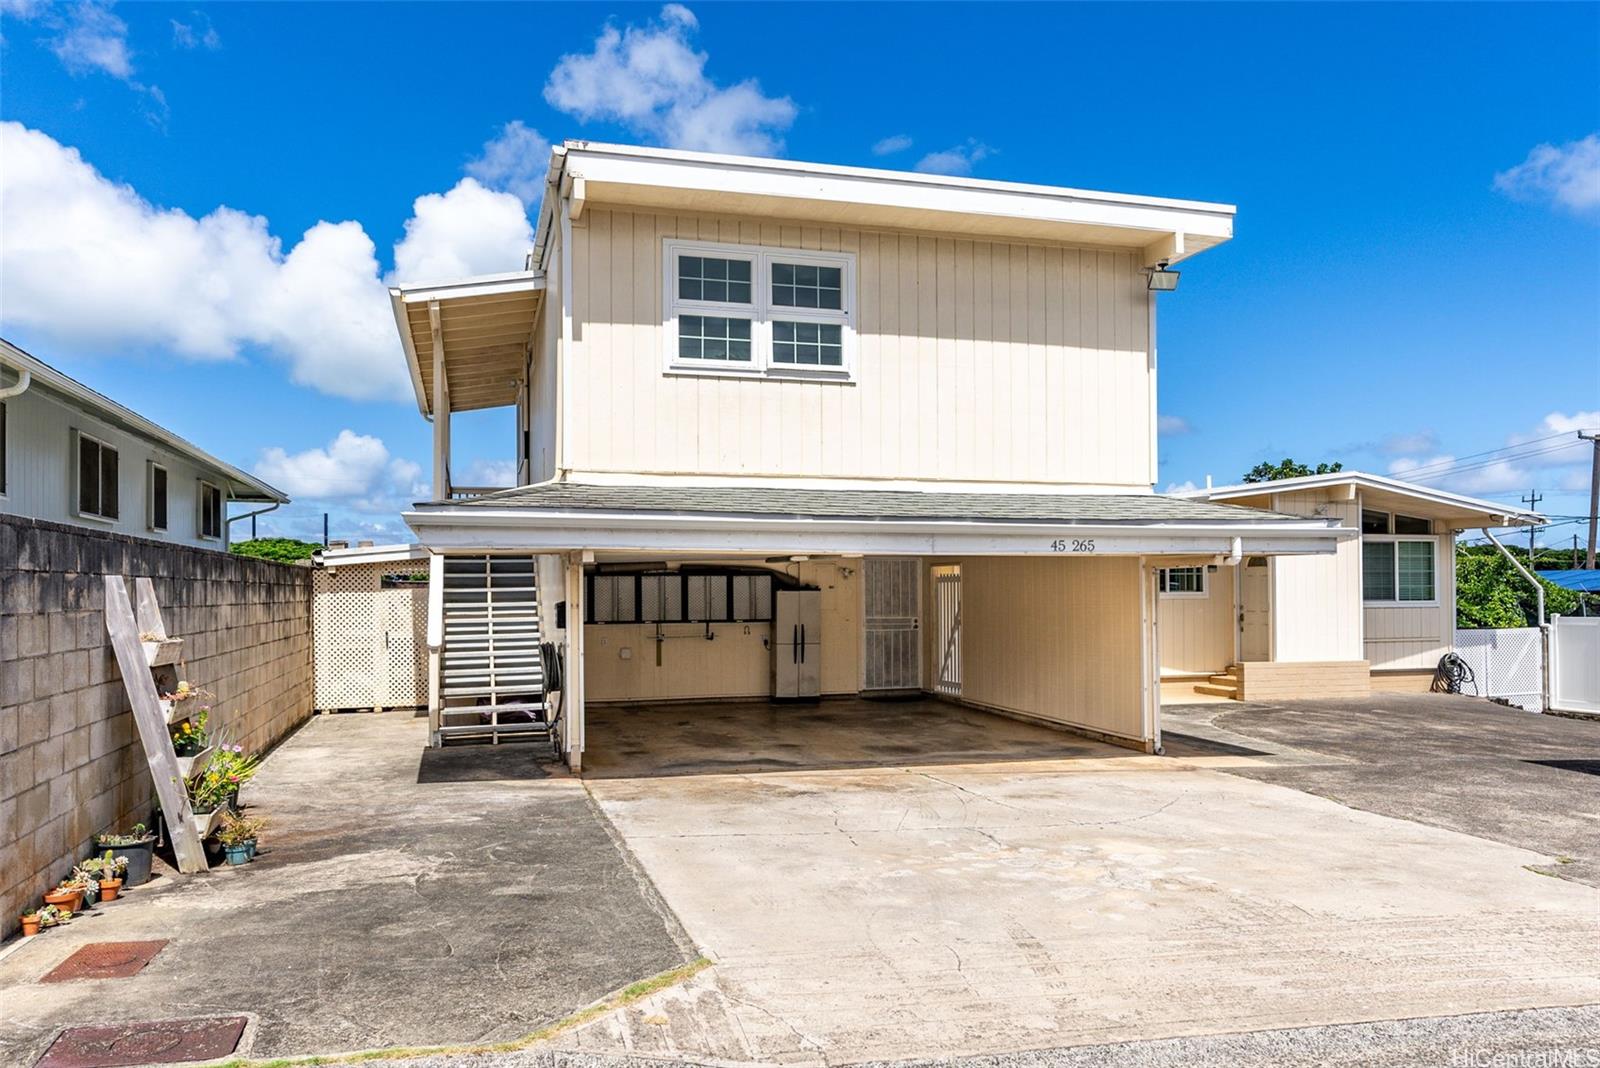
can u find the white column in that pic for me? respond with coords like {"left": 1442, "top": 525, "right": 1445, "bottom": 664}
{"left": 426, "top": 551, "right": 445, "bottom": 747}
{"left": 563, "top": 553, "right": 586, "bottom": 771}
{"left": 429, "top": 300, "right": 451, "bottom": 500}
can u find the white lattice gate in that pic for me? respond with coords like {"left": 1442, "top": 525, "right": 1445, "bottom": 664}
{"left": 1452, "top": 627, "right": 1543, "bottom": 712}
{"left": 313, "top": 562, "right": 428, "bottom": 711}
{"left": 932, "top": 565, "right": 962, "bottom": 696}
{"left": 1550, "top": 615, "right": 1600, "bottom": 714}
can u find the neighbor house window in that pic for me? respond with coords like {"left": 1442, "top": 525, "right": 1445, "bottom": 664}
{"left": 664, "top": 239, "right": 855, "bottom": 378}
{"left": 147, "top": 462, "right": 169, "bottom": 532}
{"left": 198, "top": 481, "right": 223, "bottom": 540}
{"left": 0, "top": 401, "right": 7, "bottom": 496}
{"left": 1362, "top": 511, "right": 1436, "bottom": 603}
{"left": 1157, "top": 567, "right": 1207, "bottom": 597}
{"left": 76, "top": 431, "right": 120, "bottom": 520}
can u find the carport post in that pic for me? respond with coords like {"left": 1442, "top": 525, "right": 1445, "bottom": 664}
{"left": 563, "top": 552, "right": 586, "bottom": 771}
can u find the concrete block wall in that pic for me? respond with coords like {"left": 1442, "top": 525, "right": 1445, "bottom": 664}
{"left": 0, "top": 515, "right": 313, "bottom": 937}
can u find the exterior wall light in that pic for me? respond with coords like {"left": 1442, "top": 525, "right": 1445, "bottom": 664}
{"left": 1147, "top": 261, "right": 1180, "bottom": 291}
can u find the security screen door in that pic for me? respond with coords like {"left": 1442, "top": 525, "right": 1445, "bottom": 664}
{"left": 863, "top": 557, "right": 920, "bottom": 690}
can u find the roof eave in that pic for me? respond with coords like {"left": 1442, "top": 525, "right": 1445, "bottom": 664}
{"left": 1182, "top": 471, "right": 1546, "bottom": 527}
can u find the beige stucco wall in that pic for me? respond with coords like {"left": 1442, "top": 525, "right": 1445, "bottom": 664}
{"left": 583, "top": 561, "right": 860, "bottom": 702}
{"left": 1157, "top": 568, "right": 1234, "bottom": 675}
{"left": 949, "top": 556, "right": 1147, "bottom": 744}
{"left": 566, "top": 207, "right": 1155, "bottom": 489}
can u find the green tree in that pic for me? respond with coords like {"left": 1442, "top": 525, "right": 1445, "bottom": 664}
{"left": 1241, "top": 458, "right": 1344, "bottom": 483}
{"left": 231, "top": 537, "right": 322, "bottom": 564}
{"left": 1455, "top": 544, "right": 1578, "bottom": 628}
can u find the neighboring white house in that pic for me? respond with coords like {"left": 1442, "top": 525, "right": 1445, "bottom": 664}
{"left": 0, "top": 339, "right": 288, "bottom": 549}
{"left": 1165, "top": 472, "right": 1542, "bottom": 699}
{"left": 387, "top": 141, "right": 1356, "bottom": 766}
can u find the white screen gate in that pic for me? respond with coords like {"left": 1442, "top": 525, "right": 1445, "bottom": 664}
{"left": 863, "top": 558, "right": 920, "bottom": 691}
{"left": 1452, "top": 627, "right": 1543, "bottom": 712}
{"left": 932, "top": 565, "right": 962, "bottom": 696}
{"left": 1550, "top": 615, "right": 1600, "bottom": 714}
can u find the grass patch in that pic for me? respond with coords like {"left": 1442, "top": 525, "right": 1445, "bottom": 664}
{"left": 220, "top": 957, "right": 711, "bottom": 1068}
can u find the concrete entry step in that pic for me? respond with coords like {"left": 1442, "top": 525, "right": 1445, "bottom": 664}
{"left": 1194, "top": 684, "right": 1240, "bottom": 699}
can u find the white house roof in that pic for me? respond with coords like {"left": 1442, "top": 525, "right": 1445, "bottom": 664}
{"left": 388, "top": 271, "right": 545, "bottom": 417}
{"left": 0, "top": 338, "right": 288, "bottom": 503}
{"left": 1178, "top": 471, "right": 1544, "bottom": 528}
{"left": 535, "top": 140, "right": 1234, "bottom": 271}
{"left": 315, "top": 542, "right": 427, "bottom": 567}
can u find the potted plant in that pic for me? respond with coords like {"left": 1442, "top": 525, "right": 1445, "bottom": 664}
{"left": 215, "top": 813, "right": 259, "bottom": 866}
{"left": 43, "top": 881, "right": 83, "bottom": 913}
{"left": 66, "top": 867, "right": 100, "bottom": 909}
{"left": 94, "top": 823, "right": 156, "bottom": 886}
{"left": 19, "top": 909, "right": 43, "bottom": 937}
{"left": 83, "top": 852, "right": 129, "bottom": 900}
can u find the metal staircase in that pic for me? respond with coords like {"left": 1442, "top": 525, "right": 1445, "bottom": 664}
{"left": 437, "top": 555, "right": 550, "bottom": 745}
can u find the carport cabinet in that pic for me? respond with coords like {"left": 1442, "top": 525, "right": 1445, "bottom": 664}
{"left": 772, "top": 589, "right": 822, "bottom": 699}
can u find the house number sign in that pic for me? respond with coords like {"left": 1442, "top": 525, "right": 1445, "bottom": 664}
{"left": 1049, "top": 538, "right": 1096, "bottom": 553}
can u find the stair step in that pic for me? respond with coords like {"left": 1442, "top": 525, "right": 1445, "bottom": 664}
{"left": 1193, "top": 684, "right": 1240, "bottom": 698}
{"left": 1207, "top": 674, "right": 1236, "bottom": 686}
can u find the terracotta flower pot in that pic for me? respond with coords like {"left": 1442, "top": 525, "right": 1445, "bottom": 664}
{"left": 42, "top": 889, "right": 79, "bottom": 912}
{"left": 98, "top": 879, "right": 122, "bottom": 901}
{"left": 20, "top": 916, "right": 41, "bottom": 937}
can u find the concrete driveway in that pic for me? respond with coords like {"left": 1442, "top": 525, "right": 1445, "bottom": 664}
{"left": 558, "top": 701, "right": 1600, "bottom": 1064}
{"left": 1164, "top": 692, "right": 1600, "bottom": 885}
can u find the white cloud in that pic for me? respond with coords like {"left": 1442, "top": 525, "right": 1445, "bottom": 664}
{"left": 544, "top": 4, "right": 796, "bottom": 155}
{"left": 1387, "top": 410, "right": 1597, "bottom": 496}
{"left": 1494, "top": 133, "right": 1600, "bottom": 213}
{"left": 254, "top": 430, "right": 427, "bottom": 513}
{"left": 51, "top": 1, "right": 132, "bottom": 78}
{"left": 392, "top": 178, "right": 533, "bottom": 283}
{"left": 465, "top": 121, "right": 551, "bottom": 209}
{"left": 171, "top": 12, "right": 220, "bottom": 50}
{"left": 872, "top": 134, "right": 913, "bottom": 156}
{"left": 463, "top": 458, "right": 518, "bottom": 487}
{"left": 0, "top": 122, "right": 532, "bottom": 402}
{"left": 915, "top": 140, "right": 993, "bottom": 177}
{"left": 1163, "top": 480, "right": 1200, "bottom": 495}
{"left": 1157, "top": 415, "right": 1192, "bottom": 436}
{"left": 1378, "top": 431, "right": 1438, "bottom": 455}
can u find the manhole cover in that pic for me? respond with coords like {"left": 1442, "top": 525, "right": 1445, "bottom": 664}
{"left": 42, "top": 941, "right": 169, "bottom": 983}
{"left": 37, "top": 1016, "right": 247, "bottom": 1068}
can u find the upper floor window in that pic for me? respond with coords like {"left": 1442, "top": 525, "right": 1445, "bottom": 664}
{"left": 76, "top": 431, "right": 119, "bottom": 521}
{"left": 663, "top": 239, "right": 855, "bottom": 380}
{"left": 147, "top": 462, "right": 169, "bottom": 532}
{"left": 1157, "top": 566, "right": 1207, "bottom": 597}
{"left": 198, "top": 480, "right": 223, "bottom": 540}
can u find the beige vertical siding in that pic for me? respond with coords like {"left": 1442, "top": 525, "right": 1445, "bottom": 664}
{"left": 1157, "top": 570, "right": 1235, "bottom": 674}
{"left": 582, "top": 561, "right": 859, "bottom": 702}
{"left": 1364, "top": 533, "right": 1456, "bottom": 669}
{"left": 567, "top": 208, "right": 1154, "bottom": 488}
{"left": 951, "top": 556, "right": 1146, "bottom": 742}
{"left": 1270, "top": 489, "right": 1364, "bottom": 662}
{"left": 528, "top": 227, "right": 562, "bottom": 484}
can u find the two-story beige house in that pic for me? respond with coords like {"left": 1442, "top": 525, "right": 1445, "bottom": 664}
{"left": 389, "top": 141, "right": 1351, "bottom": 769}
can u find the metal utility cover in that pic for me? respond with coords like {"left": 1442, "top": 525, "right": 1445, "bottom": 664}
{"left": 41, "top": 941, "right": 169, "bottom": 983}
{"left": 36, "top": 1016, "right": 247, "bottom": 1068}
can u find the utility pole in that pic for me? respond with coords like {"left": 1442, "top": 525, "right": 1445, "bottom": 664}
{"left": 1580, "top": 431, "right": 1600, "bottom": 569}
{"left": 1522, "top": 490, "right": 1543, "bottom": 570}
{"left": 323, "top": 512, "right": 329, "bottom": 548}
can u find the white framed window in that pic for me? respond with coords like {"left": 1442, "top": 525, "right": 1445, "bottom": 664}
{"left": 1363, "top": 538, "right": 1436, "bottom": 603}
{"left": 75, "top": 430, "right": 120, "bottom": 521}
{"left": 147, "top": 462, "right": 169, "bottom": 532}
{"left": 663, "top": 239, "right": 855, "bottom": 380}
{"left": 1157, "top": 566, "right": 1207, "bottom": 597}
{"left": 198, "top": 480, "right": 224, "bottom": 540}
{"left": 0, "top": 400, "right": 8, "bottom": 497}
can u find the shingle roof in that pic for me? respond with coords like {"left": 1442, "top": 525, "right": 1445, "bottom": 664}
{"left": 426, "top": 482, "right": 1314, "bottom": 526}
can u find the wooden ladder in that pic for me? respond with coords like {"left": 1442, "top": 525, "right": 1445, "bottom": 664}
{"left": 103, "top": 576, "right": 213, "bottom": 873}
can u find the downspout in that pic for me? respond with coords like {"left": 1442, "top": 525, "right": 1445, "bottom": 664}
{"left": 226, "top": 501, "right": 281, "bottom": 541}
{"left": 1483, "top": 527, "right": 1549, "bottom": 712}
{"left": 0, "top": 366, "right": 32, "bottom": 400}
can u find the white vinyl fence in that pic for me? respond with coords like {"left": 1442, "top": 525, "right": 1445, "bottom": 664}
{"left": 1452, "top": 627, "right": 1543, "bottom": 712}
{"left": 1550, "top": 615, "right": 1600, "bottom": 714}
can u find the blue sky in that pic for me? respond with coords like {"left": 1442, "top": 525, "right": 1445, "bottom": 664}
{"left": 2, "top": 1, "right": 1596, "bottom": 545}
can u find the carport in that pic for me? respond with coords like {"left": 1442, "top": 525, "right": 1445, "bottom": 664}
{"left": 405, "top": 483, "right": 1349, "bottom": 770}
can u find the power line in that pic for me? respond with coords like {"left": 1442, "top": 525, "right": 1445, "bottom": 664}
{"left": 1387, "top": 431, "right": 1576, "bottom": 479}
{"left": 1396, "top": 439, "right": 1586, "bottom": 483}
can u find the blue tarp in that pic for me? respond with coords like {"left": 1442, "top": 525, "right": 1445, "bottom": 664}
{"left": 1539, "top": 569, "right": 1600, "bottom": 592}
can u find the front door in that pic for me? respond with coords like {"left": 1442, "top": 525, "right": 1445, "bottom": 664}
{"left": 863, "top": 558, "right": 920, "bottom": 691}
{"left": 1239, "top": 557, "right": 1270, "bottom": 661}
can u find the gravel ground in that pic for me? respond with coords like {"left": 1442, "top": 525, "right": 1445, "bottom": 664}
{"left": 349, "top": 1004, "right": 1600, "bottom": 1068}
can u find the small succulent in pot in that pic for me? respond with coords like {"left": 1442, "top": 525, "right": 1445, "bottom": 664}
{"left": 94, "top": 823, "right": 156, "bottom": 887}
{"left": 19, "top": 909, "right": 43, "bottom": 937}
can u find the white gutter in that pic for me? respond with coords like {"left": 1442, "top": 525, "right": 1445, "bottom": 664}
{"left": 1483, "top": 527, "right": 1550, "bottom": 712}
{"left": 0, "top": 365, "right": 31, "bottom": 400}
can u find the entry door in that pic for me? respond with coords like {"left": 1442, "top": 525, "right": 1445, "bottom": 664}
{"left": 863, "top": 558, "right": 920, "bottom": 690}
{"left": 1239, "top": 558, "right": 1270, "bottom": 662}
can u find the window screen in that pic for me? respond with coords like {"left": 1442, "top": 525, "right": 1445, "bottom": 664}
{"left": 77, "top": 434, "right": 119, "bottom": 519}
{"left": 1159, "top": 567, "right": 1206, "bottom": 594}
{"left": 772, "top": 321, "right": 844, "bottom": 366}
{"left": 199, "top": 482, "right": 222, "bottom": 539}
{"left": 678, "top": 315, "right": 753, "bottom": 362}
{"left": 1393, "top": 514, "right": 1431, "bottom": 535}
{"left": 678, "top": 255, "right": 752, "bottom": 304}
{"left": 1396, "top": 541, "right": 1435, "bottom": 601}
{"left": 771, "top": 262, "right": 842, "bottom": 310}
{"left": 149, "top": 465, "right": 169, "bottom": 531}
{"left": 1362, "top": 541, "right": 1396, "bottom": 601}
{"left": 0, "top": 402, "right": 7, "bottom": 495}
{"left": 640, "top": 574, "right": 683, "bottom": 622}
{"left": 1361, "top": 510, "right": 1389, "bottom": 534}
